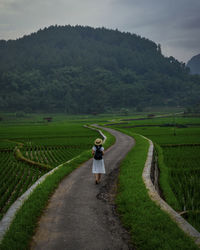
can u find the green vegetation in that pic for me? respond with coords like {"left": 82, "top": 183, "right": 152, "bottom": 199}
{"left": 1, "top": 25, "right": 200, "bottom": 113}
{"left": 1, "top": 113, "right": 199, "bottom": 249}
{"left": 107, "top": 114, "right": 200, "bottom": 244}
{"left": 163, "top": 145, "right": 200, "bottom": 231}
{"left": 0, "top": 121, "right": 101, "bottom": 220}
{"left": 0, "top": 152, "right": 45, "bottom": 220}
{"left": 127, "top": 126, "right": 200, "bottom": 145}
{"left": 0, "top": 116, "right": 115, "bottom": 250}
{"left": 115, "top": 131, "right": 198, "bottom": 249}
{"left": 126, "top": 125, "right": 200, "bottom": 231}
{"left": 0, "top": 152, "right": 91, "bottom": 250}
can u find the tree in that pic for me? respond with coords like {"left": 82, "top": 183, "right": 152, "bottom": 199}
{"left": 0, "top": 25, "right": 199, "bottom": 113}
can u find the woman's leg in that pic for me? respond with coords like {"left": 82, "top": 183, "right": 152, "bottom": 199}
{"left": 97, "top": 173, "right": 101, "bottom": 182}
{"left": 94, "top": 174, "right": 102, "bottom": 184}
{"left": 95, "top": 174, "right": 98, "bottom": 181}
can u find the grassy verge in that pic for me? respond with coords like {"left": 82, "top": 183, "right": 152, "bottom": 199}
{"left": 96, "top": 127, "right": 116, "bottom": 149}
{"left": 0, "top": 127, "right": 114, "bottom": 250}
{"left": 86, "top": 124, "right": 116, "bottom": 150}
{"left": 115, "top": 129, "right": 198, "bottom": 250}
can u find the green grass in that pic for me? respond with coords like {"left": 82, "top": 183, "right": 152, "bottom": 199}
{"left": 118, "top": 116, "right": 200, "bottom": 126}
{"left": 109, "top": 116, "right": 200, "bottom": 233}
{"left": 115, "top": 129, "right": 198, "bottom": 249}
{"left": 107, "top": 115, "right": 200, "bottom": 248}
{"left": 0, "top": 125, "right": 115, "bottom": 250}
{"left": 108, "top": 126, "right": 200, "bottom": 145}
{"left": 1, "top": 112, "right": 199, "bottom": 249}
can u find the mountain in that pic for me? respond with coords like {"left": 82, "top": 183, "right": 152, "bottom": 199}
{"left": 0, "top": 25, "right": 200, "bottom": 113}
{"left": 187, "top": 54, "right": 200, "bottom": 75}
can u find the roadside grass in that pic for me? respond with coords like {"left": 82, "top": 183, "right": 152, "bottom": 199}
{"left": 0, "top": 126, "right": 114, "bottom": 250}
{"left": 115, "top": 129, "right": 198, "bottom": 250}
{"left": 99, "top": 129, "right": 116, "bottom": 148}
{"left": 110, "top": 117, "right": 200, "bottom": 235}
{"left": 87, "top": 124, "right": 116, "bottom": 148}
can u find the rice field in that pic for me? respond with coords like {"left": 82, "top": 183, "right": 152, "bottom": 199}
{"left": 0, "top": 151, "right": 44, "bottom": 219}
{"left": 108, "top": 115, "right": 200, "bottom": 232}
{"left": 162, "top": 145, "right": 200, "bottom": 231}
{"left": 0, "top": 122, "right": 100, "bottom": 219}
{"left": 1, "top": 113, "right": 200, "bottom": 234}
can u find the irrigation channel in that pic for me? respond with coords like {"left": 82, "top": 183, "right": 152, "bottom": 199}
{"left": 30, "top": 126, "right": 135, "bottom": 250}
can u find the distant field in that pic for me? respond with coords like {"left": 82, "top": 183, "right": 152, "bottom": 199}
{"left": 0, "top": 120, "right": 100, "bottom": 219}
{"left": 125, "top": 126, "right": 200, "bottom": 145}
{"left": 106, "top": 115, "right": 200, "bottom": 232}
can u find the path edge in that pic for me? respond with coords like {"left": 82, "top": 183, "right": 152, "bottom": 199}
{"left": 141, "top": 134, "right": 200, "bottom": 247}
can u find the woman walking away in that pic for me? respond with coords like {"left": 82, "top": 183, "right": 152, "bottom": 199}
{"left": 92, "top": 138, "right": 105, "bottom": 184}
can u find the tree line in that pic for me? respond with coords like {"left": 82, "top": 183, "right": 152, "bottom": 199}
{"left": 0, "top": 25, "right": 200, "bottom": 113}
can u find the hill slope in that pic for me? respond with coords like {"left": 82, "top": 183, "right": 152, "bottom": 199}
{"left": 187, "top": 54, "right": 200, "bottom": 75}
{"left": 0, "top": 25, "right": 200, "bottom": 113}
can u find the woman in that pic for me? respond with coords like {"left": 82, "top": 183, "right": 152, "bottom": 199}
{"left": 92, "top": 138, "right": 105, "bottom": 184}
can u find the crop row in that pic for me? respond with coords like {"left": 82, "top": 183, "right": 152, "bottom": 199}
{"left": 21, "top": 145, "right": 86, "bottom": 167}
{"left": 162, "top": 145, "right": 200, "bottom": 231}
{"left": 0, "top": 144, "right": 86, "bottom": 219}
{"left": 0, "top": 123, "right": 100, "bottom": 220}
{"left": 0, "top": 142, "right": 95, "bottom": 219}
{"left": 0, "top": 151, "right": 45, "bottom": 220}
{"left": 163, "top": 146, "right": 200, "bottom": 169}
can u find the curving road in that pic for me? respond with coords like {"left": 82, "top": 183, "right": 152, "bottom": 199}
{"left": 31, "top": 126, "right": 135, "bottom": 250}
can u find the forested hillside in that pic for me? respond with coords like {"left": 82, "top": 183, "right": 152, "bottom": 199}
{"left": 187, "top": 54, "right": 200, "bottom": 75}
{"left": 0, "top": 25, "right": 200, "bottom": 113}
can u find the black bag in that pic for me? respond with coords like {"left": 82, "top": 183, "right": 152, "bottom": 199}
{"left": 94, "top": 145, "right": 103, "bottom": 160}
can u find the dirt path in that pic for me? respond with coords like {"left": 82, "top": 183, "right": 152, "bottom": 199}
{"left": 30, "top": 126, "right": 135, "bottom": 250}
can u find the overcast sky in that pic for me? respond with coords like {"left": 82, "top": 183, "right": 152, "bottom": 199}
{"left": 0, "top": 0, "right": 200, "bottom": 63}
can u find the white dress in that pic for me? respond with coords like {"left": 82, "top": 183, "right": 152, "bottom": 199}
{"left": 92, "top": 146, "right": 105, "bottom": 174}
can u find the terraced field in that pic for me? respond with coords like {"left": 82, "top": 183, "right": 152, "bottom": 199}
{"left": 0, "top": 123, "right": 100, "bottom": 219}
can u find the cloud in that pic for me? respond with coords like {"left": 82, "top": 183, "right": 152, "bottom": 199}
{"left": 0, "top": 0, "right": 200, "bottom": 62}
{"left": 111, "top": 0, "right": 200, "bottom": 62}
{"left": 180, "top": 16, "right": 200, "bottom": 30}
